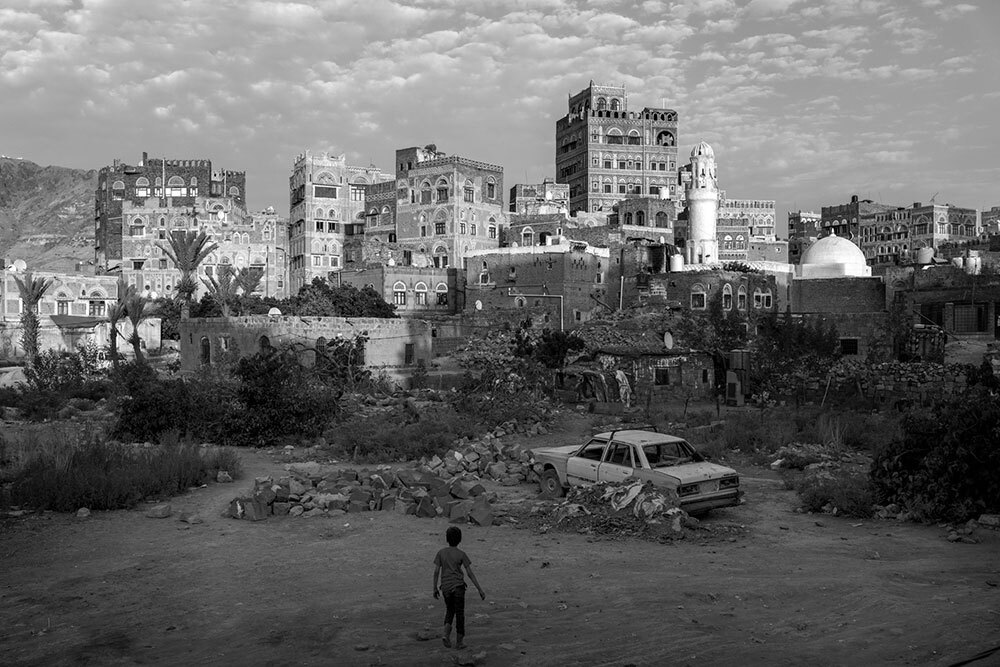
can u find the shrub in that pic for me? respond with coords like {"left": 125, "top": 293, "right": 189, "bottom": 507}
{"left": 8, "top": 435, "right": 235, "bottom": 511}
{"left": 871, "top": 387, "right": 1000, "bottom": 522}
{"left": 795, "top": 470, "right": 874, "bottom": 518}
{"left": 331, "top": 409, "right": 482, "bottom": 462}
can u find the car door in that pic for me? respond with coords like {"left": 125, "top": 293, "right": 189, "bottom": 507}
{"left": 566, "top": 439, "right": 607, "bottom": 485}
{"left": 598, "top": 442, "right": 636, "bottom": 484}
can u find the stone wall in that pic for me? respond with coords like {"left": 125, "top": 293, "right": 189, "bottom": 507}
{"left": 179, "top": 316, "right": 432, "bottom": 372}
{"left": 791, "top": 277, "right": 886, "bottom": 314}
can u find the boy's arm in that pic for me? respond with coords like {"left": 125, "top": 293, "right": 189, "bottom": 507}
{"left": 433, "top": 563, "right": 441, "bottom": 598}
{"left": 465, "top": 563, "right": 486, "bottom": 600}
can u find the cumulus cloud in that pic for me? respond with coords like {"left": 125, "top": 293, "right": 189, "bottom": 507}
{"left": 0, "top": 0, "right": 993, "bottom": 217}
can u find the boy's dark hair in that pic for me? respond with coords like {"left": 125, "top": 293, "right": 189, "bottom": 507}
{"left": 446, "top": 526, "right": 462, "bottom": 547}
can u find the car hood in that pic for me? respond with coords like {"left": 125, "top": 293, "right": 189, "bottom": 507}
{"left": 531, "top": 445, "right": 580, "bottom": 459}
{"left": 652, "top": 462, "right": 738, "bottom": 484}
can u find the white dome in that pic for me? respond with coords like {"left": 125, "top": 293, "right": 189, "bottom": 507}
{"left": 691, "top": 141, "right": 714, "bottom": 159}
{"left": 797, "top": 232, "right": 871, "bottom": 279}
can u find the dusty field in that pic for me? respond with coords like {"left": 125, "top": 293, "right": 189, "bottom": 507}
{"left": 2, "top": 417, "right": 999, "bottom": 666}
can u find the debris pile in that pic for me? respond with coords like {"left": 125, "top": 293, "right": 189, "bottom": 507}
{"left": 226, "top": 464, "right": 498, "bottom": 525}
{"left": 770, "top": 443, "right": 870, "bottom": 470}
{"left": 421, "top": 419, "right": 548, "bottom": 486}
{"left": 526, "top": 480, "right": 696, "bottom": 539}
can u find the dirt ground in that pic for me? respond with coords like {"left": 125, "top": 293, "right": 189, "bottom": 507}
{"left": 2, "top": 415, "right": 999, "bottom": 667}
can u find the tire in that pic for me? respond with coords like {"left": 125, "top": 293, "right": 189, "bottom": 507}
{"left": 539, "top": 469, "right": 565, "bottom": 499}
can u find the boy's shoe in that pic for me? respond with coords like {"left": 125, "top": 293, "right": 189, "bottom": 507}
{"left": 442, "top": 636, "right": 452, "bottom": 648}
{"left": 455, "top": 635, "right": 465, "bottom": 650}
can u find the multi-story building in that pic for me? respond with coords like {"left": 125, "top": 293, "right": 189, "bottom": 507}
{"left": 821, "top": 195, "right": 897, "bottom": 240}
{"left": 983, "top": 206, "right": 1000, "bottom": 235}
{"left": 392, "top": 144, "right": 506, "bottom": 269}
{"left": 907, "top": 201, "right": 980, "bottom": 249}
{"left": 555, "top": 82, "right": 680, "bottom": 214}
{"left": 509, "top": 179, "right": 570, "bottom": 215}
{"left": 94, "top": 152, "right": 290, "bottom": 298}
{"left": 859, "top": 207, "right": 911, "bottom": 268}
{"left": 716, "top": 193, "right": 776, "bottom": 262}
{"left": 287, "top": 150, "right": 391, "bottom": 294}
{"left": 788, "top": 210, "right": 821, "bottom": 238}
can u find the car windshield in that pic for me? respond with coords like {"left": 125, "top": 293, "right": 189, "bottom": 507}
{"left": 642, "top": 441, "right": 698, "bottom": 467}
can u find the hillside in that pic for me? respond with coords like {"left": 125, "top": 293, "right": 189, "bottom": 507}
{"left": 0, "top": 157, "right": 97, "bottom": 273}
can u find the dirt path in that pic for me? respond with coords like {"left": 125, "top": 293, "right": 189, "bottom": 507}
{"left": 2, "top": 422, "right": 999, "bottom": 666}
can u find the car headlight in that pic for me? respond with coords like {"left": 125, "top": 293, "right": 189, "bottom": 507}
{"left": 719, "top": 476, "right": 739, "bottom": 489}
{"left": 678, "top": 483, "right": 700, "bottom": 497}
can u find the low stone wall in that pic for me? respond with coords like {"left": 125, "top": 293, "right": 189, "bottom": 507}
{"left": 778, "top": 360, "right": 970, "bottom": 407}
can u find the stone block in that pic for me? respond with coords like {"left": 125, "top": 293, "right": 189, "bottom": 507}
{"left": 486, "top": 462, "right": 507, "bottom": 479}
{"left": 469, "top": 498, "right": 494, "bottom": 527}
{"left": 302, "top": 508, "right": 325, "bottom": 518}
{"left": 350, "top": 489, "right": 373, "bottom": 505}
{"left": 415, "top": 495, "right": 437, "bottom": 518}
{"left": 315, "top": 493, "right": 349, "bottom": 511}
{"left": 289, "top": 505, "right": 305, "bottom": 517}
{"left": 216, "top": 471, "right": 233, "bottom": 483}
{"left": 448, "top": 500, "right": 474, "bottom": 523}
{"left": 255, "top": 486, "right": 277, "bottom": 506}
{"left": 315, "top": 479, "right": 341, "bottom": 494}
{"left": 273, "top": 484, "right": 290, "bottom": 502}
{"left": 273, "top": 502, "right": 291, "bottom": 516}
{"left": 347, "top": 501, "right": 368, "bottom": 513}
{"left": 145, "top": 503, "right": 172, "bottom": 519}
{"left": 288, "top": 478, "right": 307, "bottom": 495}
{"left": 380, "top": 496, "right": 396, "bottom": 512}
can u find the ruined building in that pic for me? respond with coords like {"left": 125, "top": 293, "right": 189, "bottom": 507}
{"left": 95, "top": 152, "right": 286, "bottom": 298}
{"left": 287, "top": 150, "right": 391, "bottom": 294}
{"left": 555, "top": 82, "right": 680, "bottom": 214}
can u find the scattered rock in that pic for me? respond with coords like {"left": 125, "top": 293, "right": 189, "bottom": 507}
{"left": 178, "top": 511, "right": 203, "bottom": 524}
{"left": 978, "top": 514, "right": 1000, "bottom": 529}
{"left": 289, "top": 505, "right": 305, "bottom": 517}
{"left": 353, "top": 644, "right": 370, "bottom": 651}
{"left": 216, "top": 471, "right": 233, "bottom": 483}
{"left": 76, "top": 508, "right": 91, "bottom": 519}
{"left": 414, "top": 629, "right": 437, "bottom": 641}
{"left": 145, "top": 504, "right": 172, "bottom": 519}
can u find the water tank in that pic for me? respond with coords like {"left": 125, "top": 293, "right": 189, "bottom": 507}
{"left": 965, "top": 255, "right": 982, "bottom": 275}
{"left": 951, "top": 257, "right": 964, "bottom": 269}
{"left": 669, "top": 254, "right": 684, "bottom": 272}
{"left": 915, "top": 247, "right": 934, "bottom": 264}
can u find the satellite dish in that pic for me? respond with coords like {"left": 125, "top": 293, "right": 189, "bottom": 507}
{"left": 11, "top": 259, "right": 26, "bottom": 273}
{"left": 267, "top": 307, "right": 282, "bottom": 316}
{"left": 663, "top": 332, "right": 674, "bottom": 350}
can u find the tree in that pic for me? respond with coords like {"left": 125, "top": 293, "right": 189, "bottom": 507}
{"left": 124, "top": 292, "right": 154, "bottom": 364}
{"left": 201, "top": 265, "right": 238, "bottom": 317}
{"left": 107, "top": 277, "right": 136, "bottom": 371}
{"left": 289, "top": 278, "right": 396, "bottom": 318}
{"left": 532, "top": 329, "right": 585, "bottom": 369}
{"left": 13, "top": 273, "right": 53, "bottom": 363}
{"left": 160, "top": 230, "right": 218, "bottom": 316}
{"left": 235, "top": 266, "right": 264, "bottom": 297}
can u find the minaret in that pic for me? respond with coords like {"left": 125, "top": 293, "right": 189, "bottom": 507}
{"left": 685, "top": 141, "right": 719, "bottom": 265}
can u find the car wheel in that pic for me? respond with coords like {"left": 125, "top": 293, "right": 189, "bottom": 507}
{"left": 539, "top": 470, "right": 565, "bottom": 499}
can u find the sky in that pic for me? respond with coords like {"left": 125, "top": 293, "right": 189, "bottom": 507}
{"left": 1, "top": 0, "right": 999, "bottom": 236}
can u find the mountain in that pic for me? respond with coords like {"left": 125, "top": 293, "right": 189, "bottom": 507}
{"left": 0, "top": 157, "right": 97, "bottom": 273}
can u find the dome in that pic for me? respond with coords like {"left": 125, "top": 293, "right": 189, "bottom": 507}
{"left": 797, "top": 231, "right": 872, "bottom": 279}
{"left": 691, "top": 141, "right": 714, "bottom": 159}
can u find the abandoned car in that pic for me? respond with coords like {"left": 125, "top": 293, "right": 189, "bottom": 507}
{"left": 531, "top": 429, "right": 741, "bottom": 514}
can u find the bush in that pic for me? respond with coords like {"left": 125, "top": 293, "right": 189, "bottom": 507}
{"left": 871, "top": 387, "right": 1000, "bottom": 522}
{"left": 8, "top": 435, "right": 237, "bottom": 511}
{"left": 332, "top": 409, "right": 482, "bottom": 462}
{"left": 795, "top": 470, "right": 874, "bottom": 518}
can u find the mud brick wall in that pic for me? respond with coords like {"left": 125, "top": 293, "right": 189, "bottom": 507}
{"left": 791, "top": 277, "right": 885, "bottom": 314}
{"left": 782, "top": 360, "right": 969, "bottom": 407}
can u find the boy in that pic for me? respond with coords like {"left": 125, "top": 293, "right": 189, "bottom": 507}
{"left": 432, "top": 526, "right": 486, "bottom": 649}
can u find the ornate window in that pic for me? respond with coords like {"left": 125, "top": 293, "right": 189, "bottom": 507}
{"left": 691, "top": 283, "right": 707, "bottom": 310}
{"left": 392, "top": 281, "right": 407, "bottom": 306}
{"left": 722, "top": 284, "right": 733, "bottom": 311}
{"left": 521, "top": 227, "right": 534, "bottom": 246}
{"left": 487, "top": 178, "right": 496, "bottom": 200}
{"left": 436, "top": 282, "right": 448, "bottom": 306}
{"left": 229, "top": 186, "right": 240, "bottom": 197}
{"left": 414, "top": 282, "right": 428, "bottom": 306}
{"left": 464, "top": 180, "right": 475, "bottom": 203}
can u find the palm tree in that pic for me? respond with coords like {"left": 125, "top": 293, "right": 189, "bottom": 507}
{"left": 107, "top": 277, "right": 135, "bottom": 371}
{"left": 235, "top": 266, "right": 264, "bottom": 297}
{"left": 124, "top": 292, "right": 154, "bottom": 364}
{"left": 201, "top": 265, "right": 238, "bottom": 318}
{"left": 13, "top": 273, "right": 53, "bottom": 363}
{"left": 160, "top": 230, "right": 218, "bottom": 318}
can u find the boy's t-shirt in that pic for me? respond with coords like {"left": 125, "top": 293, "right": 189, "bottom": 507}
{"left": 434, "top": 546, "right": 470, "bottom": 594}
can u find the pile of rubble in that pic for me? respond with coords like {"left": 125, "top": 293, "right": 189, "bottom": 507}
{"left": 227, "top": 463, "right": 497, "bottom": 525}
{"left": 420, "top": 419, "right": 548, "bottom": 486}
{"left": 527, "top": 480, "right": 696, "bottom": 539}
{"left": 770, "top": 443, "right": 870, "bottom": 471}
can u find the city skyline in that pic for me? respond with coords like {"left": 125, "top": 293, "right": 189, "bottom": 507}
{"left": 1, "top": 0, "right": 998, "bottom": 235}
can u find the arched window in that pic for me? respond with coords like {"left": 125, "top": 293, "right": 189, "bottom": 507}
{"left": 190, "top": 176, "right": 198, "bottom": 187}
{"left": 329, "top": 209, "right": 338, "bottom": 219}
{"left": 722, "top": 284, "right": 733, "bottom": 311}
{"left": 691, "top": 283, "right": 707, "bottom": 310}
{"left": 656, "top": 131, "right": 675, "bottom": 146}
{"left": 420, "top": 180, "right": 432, "bottom": 204}
{"left": 435, "top": 282, "right": 448, "bottom": 306}
{"left": 655, "top": 211, "right": 668, "bottom": 228}
{"left": 488, "top": 224, "right": 497, "bottom": 240}
{"left": 134, "top": 177, "right": 150, "bottom": 197}
{"left": 610, "top": 98, "right": 621, "bottom": 111}
{"left": 521, "top": 227, "right": 534, "bottom": 246}
{"left": 515, "top": 296, "right": 526, "bottom": 308}
{"left": 627, "top": 129, "right": 640, "bottom": 145}
{"left": 316, "top": 207, "right": 324, "bottom": 219}
{"left": 753, "top": 288, "right": 763, "bottom": 308}
{"left": 624, "top": 212, "right": 633, "bottom": 225}
{"left": 414, "top": 281, "right": 428, "bottom": 306}
{"left": 433, "top": 245, "right": 449, "bottom": 268}
{"left": 392, "top": 281, "right": 407, "bottom": 306}
{"left": 229, "top": 186, "right": 240, "bottom": 197}
{"left": 200, "top": 337, "right": 211, "bottom": 365}
{"left": 596, "top": 97, "right": 607, "bottom": 110}
{"left": 486, "top": 177, "right": 496, "bottom": 199}
{"left": 737, "top": 285, "right": 747, "bottom": 310}
{"left": 464, "top": 179, "right": 475, "bottom": 203}
{"left": 636, "top": 211, "right": 645, "bottom": 226}
{"left": 606, "top": 128, "right": 623, "bottom": 145}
